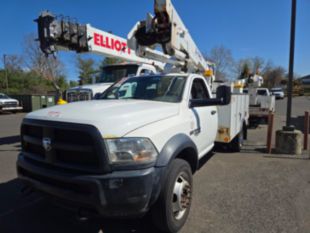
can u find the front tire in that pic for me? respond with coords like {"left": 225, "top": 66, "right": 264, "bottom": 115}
{"left": 151, "top": 159, "right": 193, "bottom": 233}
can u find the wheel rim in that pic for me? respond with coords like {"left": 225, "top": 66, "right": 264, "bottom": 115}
{"left": 171, "top": 173, "right": 191, "bottom": 220}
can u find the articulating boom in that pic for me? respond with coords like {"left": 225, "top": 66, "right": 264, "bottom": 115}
{"left": 129, "top": 0, "right": 210, "bottom": 74}
{"left": 35, "top": 11, "right": 164, "bottom": 69}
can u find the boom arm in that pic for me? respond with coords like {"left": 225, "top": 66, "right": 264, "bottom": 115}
{"left": 35, "top": 0, "right": 214, "bottom": 77}
{"left": 35, "top": 11, "right": 164, "bottom": 69}
{"left": 128, "top": 0, "right": 211, "bottom": 74}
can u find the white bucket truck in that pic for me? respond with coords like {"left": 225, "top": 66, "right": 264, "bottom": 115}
{"left": 18, "top": 1, "right": 249, "bottom": 232}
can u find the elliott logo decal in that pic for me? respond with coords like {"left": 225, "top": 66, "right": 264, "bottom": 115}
{"left": 93, "top": 33, "right": 131, "bottom": 55}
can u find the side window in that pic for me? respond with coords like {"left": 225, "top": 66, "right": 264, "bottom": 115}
{"left": 140, "top": 69, "right": 154, "bottom": 75}
{"left": 190, "top": 78, "right": 210, "bottom": 100}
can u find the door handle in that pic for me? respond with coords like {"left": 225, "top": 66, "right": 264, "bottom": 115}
{"left": 211, "top": 110, "right": 217, "bottom": 115}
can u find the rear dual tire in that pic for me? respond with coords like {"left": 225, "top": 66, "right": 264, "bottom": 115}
{"left": 230, "top": 127, "right": 245, "bottom": 152}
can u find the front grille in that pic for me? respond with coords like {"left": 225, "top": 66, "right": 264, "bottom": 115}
{"left": 21, "top": 119, "right": 109, "bottom": 174}
{"left": 67, "top": 90, "right": 92, "bottom": 102}
{"left": 3, "top": 101, "right": 18, "bottom": 107}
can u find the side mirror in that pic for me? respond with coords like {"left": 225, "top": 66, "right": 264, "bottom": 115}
{"left": 189, "top": 85, "right": 231, "bottom": 108}
{"left": 216, "top": 85, "right": 231, "bottom": 105}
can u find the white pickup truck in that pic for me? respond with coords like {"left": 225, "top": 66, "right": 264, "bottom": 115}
{"left": 66, "top": 63, "right": 157, "bottom": 102}
{"left": 0, "top": 93, "right": 23, "bottom": 113}
{"left": 247, "top": 87, "right": 275, "bottom": 126}
{"left": 17, "top": 73, "right": 235, "bottom": 232}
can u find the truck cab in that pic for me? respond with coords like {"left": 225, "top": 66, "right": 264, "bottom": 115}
{"left": 248, "top": 87, "right": 275, "bottom": 126}
{"left": 66, "top": 63, "right": 157, "bottom": 102}
{"left": 270, "top": 87, "right": 285, "bottom": 99}
{"left": 256, "top": 88, "right": 270, "bottom": 96}
{"left": 249, "top": 87, "right": 275, "bottom": 112}
{"left": 17, "top": 73, "right": 230, "bottom": 233}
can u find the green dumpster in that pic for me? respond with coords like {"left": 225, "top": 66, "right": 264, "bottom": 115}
{"left": 46, "top": 96, "right": 55, "bottom": 107}
{"left": 10, "top": 95, "right": 56, "bottom": 112}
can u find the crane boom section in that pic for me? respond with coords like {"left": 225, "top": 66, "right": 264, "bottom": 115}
{"left": 156, "top": 0, "right": 208, "bottom": 72}
{"left": 87, "top": 25, "right": 163, "bottom": 68}
{"left": 130, "top": 0, "right": 209, "bottom": 73}
{"left": 35, "top": 12, "right": 164, "bottom": 69}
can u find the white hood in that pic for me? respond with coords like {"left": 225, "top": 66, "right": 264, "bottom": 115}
{"left": 26, "top": 100, "right": 179, "bottom": 137}
{"left": 0, "top": 98, "right": 18, "bottom": 104}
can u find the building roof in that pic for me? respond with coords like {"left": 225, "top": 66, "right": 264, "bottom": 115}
{"left": 300, "top": 75, "right": 310, "bottom": 84}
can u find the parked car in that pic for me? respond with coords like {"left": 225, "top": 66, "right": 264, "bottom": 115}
{"left": 270, "top": 87, "right": 285, "bottom": 99}
{"left": 0, "top": 93, "right": 23, "bottom": 113}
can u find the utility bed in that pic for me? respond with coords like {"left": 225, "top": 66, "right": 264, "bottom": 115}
{"left": 216, "top": 94, "right": 249, "bottom": 143}
{"left": 248, "top": 88, "right": 275, "bottom": 126}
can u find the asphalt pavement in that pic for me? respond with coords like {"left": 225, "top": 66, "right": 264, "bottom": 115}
{"left": 0, "top": 97, "right": 309, "bottom": 233}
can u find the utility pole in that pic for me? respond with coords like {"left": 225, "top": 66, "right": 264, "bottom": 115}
{"left": 275, "top": 0, "right": 301, "bottom": 155}
{"left": 285, "top": 0, "right": 297, "bottom": 130}
{"left": 3, "top": 54, "right": 9, "bottom": 94}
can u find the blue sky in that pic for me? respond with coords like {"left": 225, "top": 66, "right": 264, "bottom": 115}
{"left": 0, "top": 0, "right": 309, "bottom": 80}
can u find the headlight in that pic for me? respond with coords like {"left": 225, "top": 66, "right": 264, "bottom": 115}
{"left": 105, "top": 138, "right": 158, "bottom": 165}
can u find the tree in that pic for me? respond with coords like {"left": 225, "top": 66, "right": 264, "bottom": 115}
{"left": 264, "top": 66, "right": 286, "bottom": 88}
{"left": 234, "top": 57, "right": 274, "bottom": 81}
{"left": 233, "top": 59, "right": 252, "bottom": 79}
{"left": 205, "top": 45, "right": 234, "bottom": 81}
{"left": 76, "top": 56, "right": 97, "bottom": 85}
{"left": 239, "top": 62, "right": 251, "bottom": 80}
{"left": 69, "top": 80, "right": 79, "bottom": 88}
{"left": 0, "top": 67, "right": 58, "bottom": 95}
{"left": 23, "top": 34, "right": 67, "bottom": 96}
{"left": 251, "top": 56, "right": 265, "bottom": 74}
{"left": 3, "top": 54, "right": 23, "bottom": 72}
{"left": 100, "top": 57, "right": 123, "bottom": 67}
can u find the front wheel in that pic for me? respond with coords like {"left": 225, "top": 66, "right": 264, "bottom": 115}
{"left": 151, "top": 159, "right": 193, "bottom": 233}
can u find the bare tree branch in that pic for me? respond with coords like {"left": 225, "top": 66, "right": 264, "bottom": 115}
{"left": 23, "top": 34, "right": 66, "bottom": 94}
{"left": 205, "top": 45, "right": 234, "bottom": 81}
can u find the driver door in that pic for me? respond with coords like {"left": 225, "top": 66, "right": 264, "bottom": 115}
{"left": 189, "top": 78, "right": 218, "bottom": 157}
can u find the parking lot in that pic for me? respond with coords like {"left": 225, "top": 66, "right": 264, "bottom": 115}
{"left": 0, "top": 97, "right": 310, "bottom": 233}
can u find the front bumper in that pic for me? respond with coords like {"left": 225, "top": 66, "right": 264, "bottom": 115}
{"left": 0, "top": 106, "right": 23, "bottom": 111}
{"left": 17, "top": 154, "right": 163, "bottom": 217}
{"left": 273, "top": 93, "right": 284, "bottom": 99}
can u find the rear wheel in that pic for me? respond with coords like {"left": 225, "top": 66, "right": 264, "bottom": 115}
{"left": 230, "top": 128, "right": 244, "bottom": 152}
{"left": 151, "top": 159, "right": 193, "bottom": 233}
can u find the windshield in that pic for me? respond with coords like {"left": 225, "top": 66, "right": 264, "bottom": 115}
{"left": 257, "top": 89, "right": 268, "bottom": 95}
{"left": 97, "top": 65, "right": 139, "bottom": 83}
{"left": 271, "top": 88, "right": 282, "bottom": 92}
{"left": 0, "top": 94, "right": 9, "bottom": 99}
{"left": 100, "top": 75, "right": 187, "bottom": 103}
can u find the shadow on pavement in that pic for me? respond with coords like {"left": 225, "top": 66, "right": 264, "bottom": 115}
{"left": 0, "top": 135, "right": 20, "bottom": 146}
{"left": 291, "top": 116, "right": 310, "bottom": 133}
{"left": 198, "top": 151, "right": 215, "bottom": 169}
{"left": 0, "top": 179, "right": 163, "bottom": 233}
